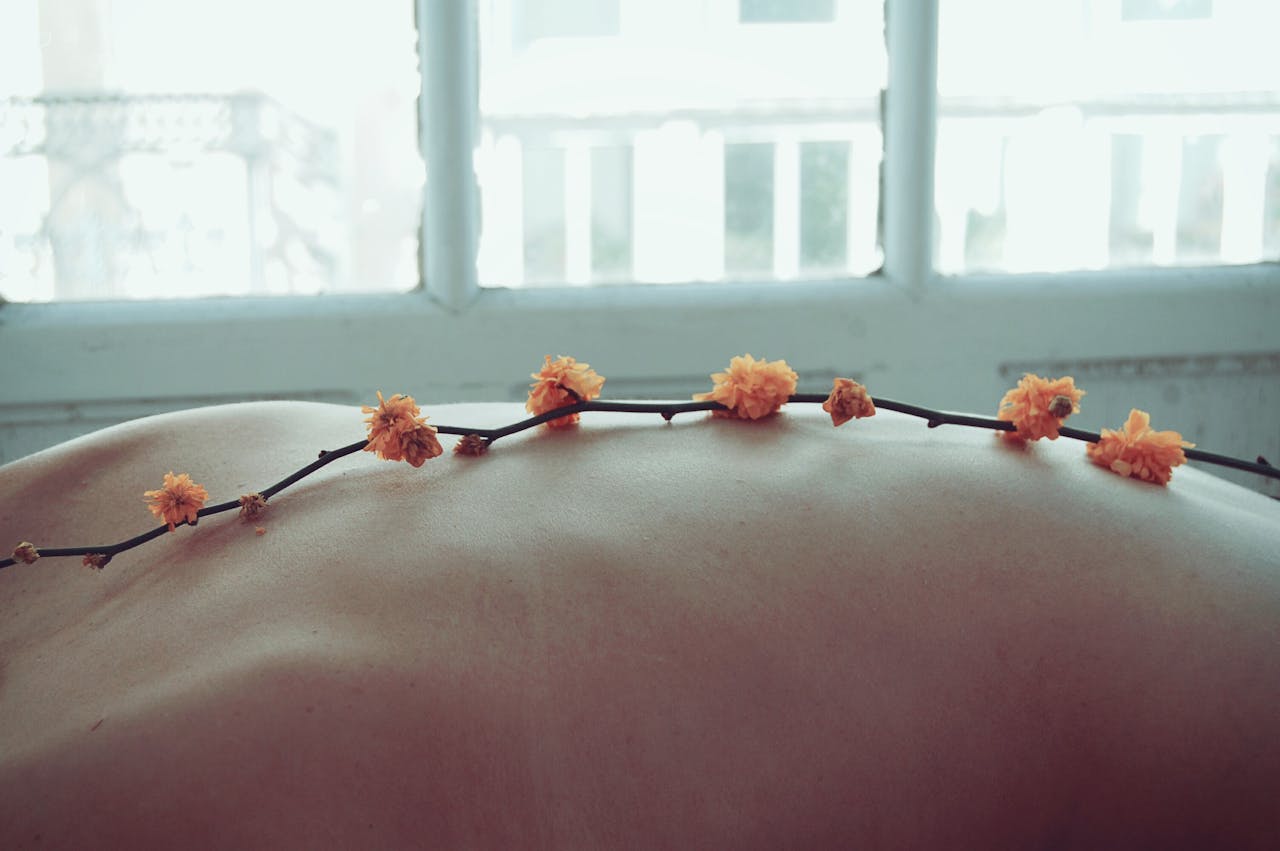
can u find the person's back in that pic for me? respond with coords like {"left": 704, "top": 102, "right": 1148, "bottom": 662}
{"left": 2, "top": 402, "right": 1277, "bottom": 849}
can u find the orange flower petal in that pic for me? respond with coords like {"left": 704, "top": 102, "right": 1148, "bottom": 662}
{"left": 526, "top": 355, "right": 606, "bottom": 428}
{"left": 822, "top": 378, "right": 876, "bottom": 427}
{"left": 143, "top": 471, "right": 209, "bottom": 532}
{"left": 997, "top": 373, "right": 1085, "bottom": 442}
{"left": 1086, "top": 408, "right": 1194, "bottom": 486}
{"left": 693, "top": 354, "right": 798, "bottom": 420}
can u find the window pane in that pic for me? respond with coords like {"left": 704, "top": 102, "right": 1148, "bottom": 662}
{"left": 0, "top": 0, "right": 422, "bottom": 302}
{"left": 935, "top": 0, "right": 1280, "bottom": 274}
{"left": 739, "top": 0, "right": 837, "bottom": 24}
{"left": 522, "top": 146, "right": 567, "bottom": 283}
{"left": 800, "top": 140, "right": 850, "bottom": 272}
{"left": 591, "top": 146, "right": 633, "bottom": 280}
{"left": 725, "top": 143, "right": 774, "bottom": 275}
{"left": 477, "top": 0, "right": 884, "bottom": 287}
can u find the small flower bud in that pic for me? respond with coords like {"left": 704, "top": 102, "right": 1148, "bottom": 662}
{"left": 1048, "top": 394, "right": 1075, "bottom": 419}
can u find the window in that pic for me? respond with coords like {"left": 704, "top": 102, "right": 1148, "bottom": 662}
{"left": 0, "top": 0, "right": 422, "bottom": 301}
{"left": 476, "top": 0, "right": 884, "bottom": 287}
{"left": 935, "top": 0, "right": 1280, "bottom": 274}
{"left": 2, "top": 0, "right": 1276, "bottom": 498}
{"left": 9, "top": 0, "right": 1276, "bottom": 301}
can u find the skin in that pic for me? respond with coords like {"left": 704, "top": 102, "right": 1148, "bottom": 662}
{"left": 0, "top": 401, "right": 1277, "bottom": 849}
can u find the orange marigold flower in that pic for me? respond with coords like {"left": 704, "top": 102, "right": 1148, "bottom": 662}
{"left": 454, "top": 433, "right": 489, "bottom": 456}
{"left": 363, "top": 391, "right": 422, "bottom": 458}
{"left": 144, "top": 471, "right": 209, "bottom": 531}
{"left": 997, "top": 373, "right": 1085, "bottom": 442}
{"left": 526, "top": 355, "right": 606, "bottom": 428}
{"left": 239, "top": 492, "right": 268, "bottom": 521}
{"left": 13, "top": 542, "right": 39, "bottom": 564}
{"left": 1086, "top": 408, "right": 1194, "bottom": 486}
{"left": 399, "top": 422, "right": 445, "bottom": 468}
{"left": 823, "top": 378, "right": 876, "bottom": 427}
{"left": 694, "top": 354, "right": 798, "bottom": 420}
{"left": 82, "top": 553, "right": 111, "bottom": 570}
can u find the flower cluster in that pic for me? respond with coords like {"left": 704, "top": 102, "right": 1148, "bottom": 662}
{"left": 997, "top": 374, "right": 1191, "bottom": 486}
{"left": 362, "top": 391, "right": 444, "bottom": 467}
{"left": 526, "top": 355, "right": 607, "bottom": 427}
{"left": 997, "top": 373, "right": 1084, "bottom": 442}
{"left": 144, "top": 472, "right": 209, "bottom": 532}
{"left": 1086, "top": 409, "right": 1194, "bottom": 486}
{"left": 5, "top": 352, "right": 1251, "bottom": 576}
{"left": 694, "top": 354, "right": 798, "bottom": 420}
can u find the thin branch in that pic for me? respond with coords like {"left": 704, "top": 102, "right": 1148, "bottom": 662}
{"left": 2, "top": 395, "right": 1275, "bottom": 571}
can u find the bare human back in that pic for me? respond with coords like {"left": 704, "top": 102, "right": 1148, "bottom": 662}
{"left": 2, "top": 402, "right": 1277, "bottom": 849}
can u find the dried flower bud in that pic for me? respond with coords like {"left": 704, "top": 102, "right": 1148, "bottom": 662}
{"left": 13, "top": 542, "right": 39, "bottom": 564}
{"left": 239, "top": 492, "right": 268, "bottom": 521}
{"left": 82, "top": 553, "right": 111, "bottom": 570}
{"left": 1048, "top": 394, "right": 1075, "bottom": 419}
{"left": 454, "top": 434, "right": 490, "bottom": 457}
{"left": 823, "top": 378, "right": 876, "bottom": 427}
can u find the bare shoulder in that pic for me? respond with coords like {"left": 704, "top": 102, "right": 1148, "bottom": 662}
{"left": 1, "top": 402, "right": 1278, "bottom": 848}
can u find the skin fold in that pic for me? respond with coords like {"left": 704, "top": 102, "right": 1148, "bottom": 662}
{"left": 1, "top": 402, "right": 1277, "bottom": 849}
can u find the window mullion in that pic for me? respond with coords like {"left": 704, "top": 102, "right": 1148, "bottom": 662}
{"left": 881, "top": 0, "right": 939, "bottom": 293}
{"left": 419, "top": 0, "right": 480, "bottom": 308}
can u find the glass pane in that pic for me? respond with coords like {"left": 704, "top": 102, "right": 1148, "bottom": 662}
{"left": 725, "top": 143, "right": 774, "bottom": 275}
{"left": 590, "top": 146, "right": 633, "bottom": 280}
{"left": 740, "top": 0, "right": 837, "bottom": 23}
{"left": 935, "top": 0, "right": 1280, "bottom": 274}
{"left": 477, "top": 0, "right": 885, "bottom": 287}
{"left": 0, "top": 0, "right": 423, "bottom": 302}
{"left": 800, "top": 140, "right": 850, "bottom": 272}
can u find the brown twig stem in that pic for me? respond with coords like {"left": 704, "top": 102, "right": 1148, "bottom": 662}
{"left": 2, "top": 395, "right": 1275, "bottom": 570}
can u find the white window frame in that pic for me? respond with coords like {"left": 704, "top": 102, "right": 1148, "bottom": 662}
{"left": 0, "top": 0, "right": 1276, "bottom": 463}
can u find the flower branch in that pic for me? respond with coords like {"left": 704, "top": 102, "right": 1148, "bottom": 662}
{"left": 4, "top": 357, "right": 1277, "bottom": 572}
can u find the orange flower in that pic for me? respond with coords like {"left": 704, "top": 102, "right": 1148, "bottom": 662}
{"left": 12, "top": 541, "right": 39, "bottom": 564}
{"left": 823, "top": 378, "right": 876, "bottom": 427}
{"left": 398, "top": 422, "right": 445, "bottom": 468}
{"left": 1086, "top": 409, "right": 1194, "bottom": 486}
{"left": 82, "top": 553, "right": 111, "bottom": 570}
{"left": 526, "top": 355, "right": 606, "bottom": 428}
{"left": 997, "top": 373, "right": 1085, "bottom": 441}
{"left": 363, "top": 391, "right": 422, "bottom": 458}
{"left": 361, "top": 391, "right": 444, "bottom": 466}
{"left": 144, "top": 471, "right": 209, "bottom": 531}
{"left": 694, "top": 354, "right": 798, "bottom": 420}
{"left": 454, "top": 433, "right": 489, "bottom": 456}
{"left": 239, "top": 492, "right": 268, "bottom": 521}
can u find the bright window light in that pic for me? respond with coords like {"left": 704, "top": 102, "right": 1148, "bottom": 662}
{"left": 0, "top": 0, "right": 423, "bottom": 302}
{"left": 475, "top": 0, "right": 886, "bottom": 287}
{"left": 935, "top": 0, "right": 1280, "bottom": 275}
